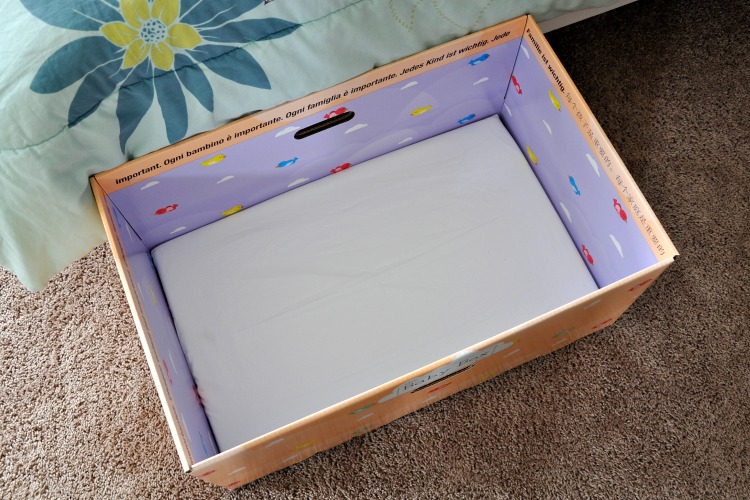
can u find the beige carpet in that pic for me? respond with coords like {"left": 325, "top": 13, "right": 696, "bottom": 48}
{"left": 2, "top": 0, "right": 749, "bottom": 497}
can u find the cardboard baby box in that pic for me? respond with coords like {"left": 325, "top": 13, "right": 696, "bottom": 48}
{"left": 91, "top": 15, "right": 677, "bottom": 489}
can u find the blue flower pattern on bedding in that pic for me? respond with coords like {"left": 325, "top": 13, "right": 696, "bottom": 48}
{"left": 22, "top": 0, "right": 299, "bottom": 151}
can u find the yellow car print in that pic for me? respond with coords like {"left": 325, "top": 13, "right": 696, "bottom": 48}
{"left": 411, "top": 105, "right": 432, "bottom": 116}
{"left": 548, "top": 90, "right": 561, "bottom": 111}
{"left": 527, "top": 145, "right": 538, "bottom": 165}
{"left": 202, "top": 154, "right": 226, "bottom": 166}
{"left": 221, "top": 205, "right": 243, "bottom": 216}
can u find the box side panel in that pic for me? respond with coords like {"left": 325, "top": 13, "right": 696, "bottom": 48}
{"left": 191, "top": 257, "right": 673, "bottom": 489}
{"left": 98, "top": 18, "right": 527, "bottom": 249}
{"left": 91, "top": 180, "right": 218, "bottom": 468}
{"left": 500, "top": 19, "right": 677, "bottom": 288}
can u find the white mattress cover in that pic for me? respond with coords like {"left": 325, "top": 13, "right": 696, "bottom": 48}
{"left": 152, "top": 116, "right": 598, "bottom": 451}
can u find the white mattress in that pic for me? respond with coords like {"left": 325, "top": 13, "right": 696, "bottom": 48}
{"left": 152, "top": 116, "right": 598, "bottom": 451}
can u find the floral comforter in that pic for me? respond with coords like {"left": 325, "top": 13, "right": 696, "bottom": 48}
{"left": 0, "top": 0, "right": 616, "bottom": 290}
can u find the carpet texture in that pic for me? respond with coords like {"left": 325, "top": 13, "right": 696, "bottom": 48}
{"left": 2, "top": 0, "right": 749, "bottom": 497}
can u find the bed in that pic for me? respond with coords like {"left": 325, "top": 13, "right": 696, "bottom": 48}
{"left": 0, "top": 0, "right": 622, "bottom": 291}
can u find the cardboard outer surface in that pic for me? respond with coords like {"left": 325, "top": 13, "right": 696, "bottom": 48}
{"left": 91, "top": 15, "right": 677, "bottom": 489}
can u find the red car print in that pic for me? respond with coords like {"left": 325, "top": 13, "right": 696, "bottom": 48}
{"left": 613, "top": 199, "right": 628, "bottom": 222}
{"left": 628, "top": 279, "right": 653, "bottom": 292}
{"left": 162, "top": 359, "right": 173, "bottom": 385}
{"left": 511, "top": 75, "right": 522, "bottom": 94}
{"left": 324, "top": 107, "right": 348, "bottom": 119}
{"left": 193, "top": 386, "right": 204, "bottom": 405}
{"left": 155, "top": 204, "right": 178, "bottom": 215}
{"left": 428, "top": 382, "right": 453, "bottom": 394}
{"left": 331, "top": 162, "right": 351, "bottom": 174}
{"left": 582, "top": 244, "right": 594, "bottom": 265}
{"left": 592, "top": 318, "right": 614, "bottom": 330}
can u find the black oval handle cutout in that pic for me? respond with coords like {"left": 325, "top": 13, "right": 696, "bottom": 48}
{"left": 410, "top": 364, "right": 475, "bottom": 393}
{"left": 294, "top": 111, "right": 355, "bottom": 140}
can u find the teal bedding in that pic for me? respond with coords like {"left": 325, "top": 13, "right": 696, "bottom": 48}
{"left": 0, "top": 0, "right": 617, "bottom": 291}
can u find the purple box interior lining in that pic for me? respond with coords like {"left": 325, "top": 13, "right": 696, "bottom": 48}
{"left": 104, "top": 196, "right": 218, "bottom": 464}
